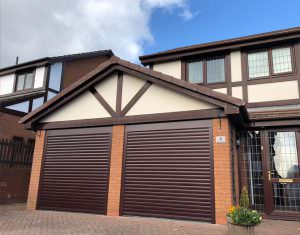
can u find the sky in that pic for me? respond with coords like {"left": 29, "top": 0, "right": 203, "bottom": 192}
{"left": 0, "top": 0, "right": 299, "bottom": 68}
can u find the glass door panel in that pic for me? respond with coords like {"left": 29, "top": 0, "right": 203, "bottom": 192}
{"left": 268, "top": 131, "right": 300, "bottom": 212}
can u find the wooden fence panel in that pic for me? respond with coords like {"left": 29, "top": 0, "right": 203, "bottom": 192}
{"left": 0, "top": 139, "right": 35, "bottom": 167}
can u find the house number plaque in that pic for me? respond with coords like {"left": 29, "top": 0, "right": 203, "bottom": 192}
{"left": 216, "top": 136, "right": 226, "bottom": 143}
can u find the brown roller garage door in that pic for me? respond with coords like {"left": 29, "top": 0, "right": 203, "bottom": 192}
{"left": 38, "top": 127, "right": 112, "bottom": 214}
{"left": 121, "top": 120, "right": 214, "bottom": 222}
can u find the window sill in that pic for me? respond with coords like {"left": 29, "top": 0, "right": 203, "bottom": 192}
{"left": 246, "top": 73, "right": 297, "bottom": 84}
{"left": 0, "top": 87, "right": 45, "bottom": 99}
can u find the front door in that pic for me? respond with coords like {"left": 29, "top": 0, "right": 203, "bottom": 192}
{"left": 240, "top": 129, "right": 300, "bottom": 219}
{"left": 263, "top": 131, "right": 300, "bottom": 217}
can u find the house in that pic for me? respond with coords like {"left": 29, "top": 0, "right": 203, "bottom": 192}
{"left": 20, "top": 27, "right": 300, "bottom": 224}
{"left": 0, "top": 50, "right": 113, "bottom": 204}
{"left": 0, "top": 50, "right": 114, "bottom": 142}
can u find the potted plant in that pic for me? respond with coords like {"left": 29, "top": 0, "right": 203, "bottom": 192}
{"left": 227, "top": 187, "right": 262, "bottom": 235}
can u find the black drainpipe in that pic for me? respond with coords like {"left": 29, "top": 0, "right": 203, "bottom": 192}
{"left": 230, "top": 125, "right": 237, "bottom": 205}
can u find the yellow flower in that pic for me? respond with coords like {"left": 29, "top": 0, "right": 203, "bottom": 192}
{"left": 229, "top": 206, "right": 235, "bottom": 213}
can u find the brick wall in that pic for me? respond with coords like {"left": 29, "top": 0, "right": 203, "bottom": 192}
{"left": 0, "top": 112, "right": 35, "bottom": 141}
{"left": 62, "top": 56, "right": 110, "bottom": 89}
{"left": 27, "top": 130, "right": 46, "bottom": 210}
{"left": 106, "top": 125, "right": 125, "bottom": 216}
{"left": 212, "top": 118, "right": 233, "bottom": 224}
{"left": 0, "top": 167, "right": 31, "bottom": 204}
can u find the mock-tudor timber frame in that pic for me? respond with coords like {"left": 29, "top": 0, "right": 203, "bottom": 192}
{"left": 20, "top": 56, "right": 248, "bottom": 130}
{"left": 140, "top": 27, "right": 300, "bottom": 109}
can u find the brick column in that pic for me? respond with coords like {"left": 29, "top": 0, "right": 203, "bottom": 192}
{"left": 107, "top": 125, "right": 125, "bottom": 216}
{"left": 27, "top": 130, "right": 46, "bottom": 210}
{"left": 212, "top": 118, "right": 233, "bottom": 224}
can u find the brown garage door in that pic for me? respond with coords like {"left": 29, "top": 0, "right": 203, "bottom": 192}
{"left": 122, "top": 121, "right": 214, "bottom": 222}
{"left": 38, "top": 127, "right": 112, "bottom": 214}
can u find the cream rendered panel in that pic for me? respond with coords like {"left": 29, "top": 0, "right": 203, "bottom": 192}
{"left": 230, "top": 51, "right": 242, "bottom": 82}
{"left": 248, "top": 81, "right": 299, "bottom": 103}
{"left": 153, "top": 60, "right": 181, "bottom": 79}
{"left": 34, "top": 66, "right": 45, "bottom": 88}
{"left": 232, "top": 86, "right": 243, "bottom": 100}
{"left": 94, "top": 73, "right": 118, "bottom": 111}
{"left": 122, "top": 73, "right": 146, "bottom": 109}
{"left": 41, "top": 91, "right": 110, "bottom": 122}
{"left": 127, "top": 84, "right": 217, "bottom": 116}
{"left": 213, "top": 88, "right": 227, "bottom": 94}
{"left": 0, "top": 74, "right": 15, "bottom": 95}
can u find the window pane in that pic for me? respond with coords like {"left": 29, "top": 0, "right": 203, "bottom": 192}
{"left": 272, "top": 47, "right": 292, "bottom": 74}
{"left": 268, "top": 132, "right": 299, "bottom": 179}
{"left": 0, "top": 74, "right": 14, "bottom": 95}
{"left": 32, "top": 97, "right": 45, "bottom": 110}
{"left": 6, "top": 101, "right": 30, "bottom": 113}
{"left": 49, "top": 63, "right": 63, "bottom": 91}
{"left": 16, "top": 74, "right": 25, "bottom": 91}
{"left": 248, "top": 51, "right": 269, "bottom": 78}
{"left": 207, "top": 57, "right": 225, "bottom": 83}
{"left": 47, "top": 91, "right": 57, "bottom": 101}
{"left": 188, "top": 61, "right": 203, "bottom": 83}
{"left": 24, "top": 72, "right": 34, "bottom": 89}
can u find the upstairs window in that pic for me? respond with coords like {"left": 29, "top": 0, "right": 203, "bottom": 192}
{"left": 48, "top": 62, "right": 63, "bottom": 91}
{"left": 272, "top": 47, "right": 292, "bottom": 74}
{"left": 248, "top": 51, "right": 269, "bottom": 78}
{"left": 188, "top": 61, "right": 203, "bottom": 83}
{"left": 247, "top": 46, "right": 293, "bottom": 79}
{"left": 187, "top": 56, "right": 226, "bottom": 84}
{"left": 206, "top": 57, "right": 225, "bottom": 83}
{"left": 15, "top": 71, "right": 34, "bottom": 91}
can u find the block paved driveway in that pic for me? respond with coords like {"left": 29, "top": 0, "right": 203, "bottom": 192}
{"left": 0, "top": 204, "right": 300, "bottom": 235}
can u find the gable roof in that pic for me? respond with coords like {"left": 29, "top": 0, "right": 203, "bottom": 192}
{"left": 0, "top": 50, "right": 114, "bottom": 76}
{"left": 20, "top": 56, "right": 246, "bottom": 126}
{"left": 140, "top": 26, "right": 300, "bottom": 65}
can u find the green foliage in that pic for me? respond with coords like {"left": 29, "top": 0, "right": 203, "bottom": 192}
{"left": 240, "top": 186, "right": 250, "bottom": 209}
{"left": 227, "top": 186, "right": 262, "bottom": 226}
{"left": 228, "top": 207, "right": 262, "bottom": 226}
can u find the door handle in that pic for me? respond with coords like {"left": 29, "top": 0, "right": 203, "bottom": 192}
{"left": 268, "top": 171, "right": 271, "bottom": 181}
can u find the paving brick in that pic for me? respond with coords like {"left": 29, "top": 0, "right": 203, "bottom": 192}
{"left": 0, "top": 204, "right": 299, "bottom": 235}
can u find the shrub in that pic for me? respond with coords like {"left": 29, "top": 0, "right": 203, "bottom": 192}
{"left": 227, "top": 187, "right": 262, "bottom": 226}
{"left": 228, "top": 206, "right": 262, "bottom": 226}
{"left": 240, "top": 186, "right": 250, "bottom": 209}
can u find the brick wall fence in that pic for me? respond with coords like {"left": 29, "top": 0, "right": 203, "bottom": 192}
{"left": 27, "top": 120, "right": 234, "bottom": 224}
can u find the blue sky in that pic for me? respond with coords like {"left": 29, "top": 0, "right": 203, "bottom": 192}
{"left": 1, "top": 0, "right": 299, "bottom": 67}
{"left": 144, "top": 0, "right": 300, "bottom": 55}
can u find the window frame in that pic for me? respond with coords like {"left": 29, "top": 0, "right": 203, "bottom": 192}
{"left": 245, "top": 44, "right": 296, "bottom": 81}
{"left": 14, "top": 69, "right": 36, "bottom": 92}
{"left": 185, "top": 54, "right": 228, "bottom": 85}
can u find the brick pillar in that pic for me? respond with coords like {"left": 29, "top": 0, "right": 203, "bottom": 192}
{"left": 212, "top": 118, "right": 233, "bottom": 224}
{"left": 27, "top": 130, "right": 46, "bottom": 210}
{"left": 107, "top": 125, "right": 125, "bottom": 216}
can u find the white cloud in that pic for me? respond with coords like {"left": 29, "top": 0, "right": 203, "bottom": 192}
{"left": 0, "top": 0, "right": 195, "bottom": 68}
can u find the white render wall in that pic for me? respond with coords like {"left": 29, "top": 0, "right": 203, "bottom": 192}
{"left": 153, "top": 60, "right": 181, "bottom": 79}
{"left": 230, "top": 51, "right": 242, "bottom": 82}
{"left": 248, "top": 81, "right": 299, "bottom": 102}
{"left": 41, "top": 91, "right": 110, "bottom": 122}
